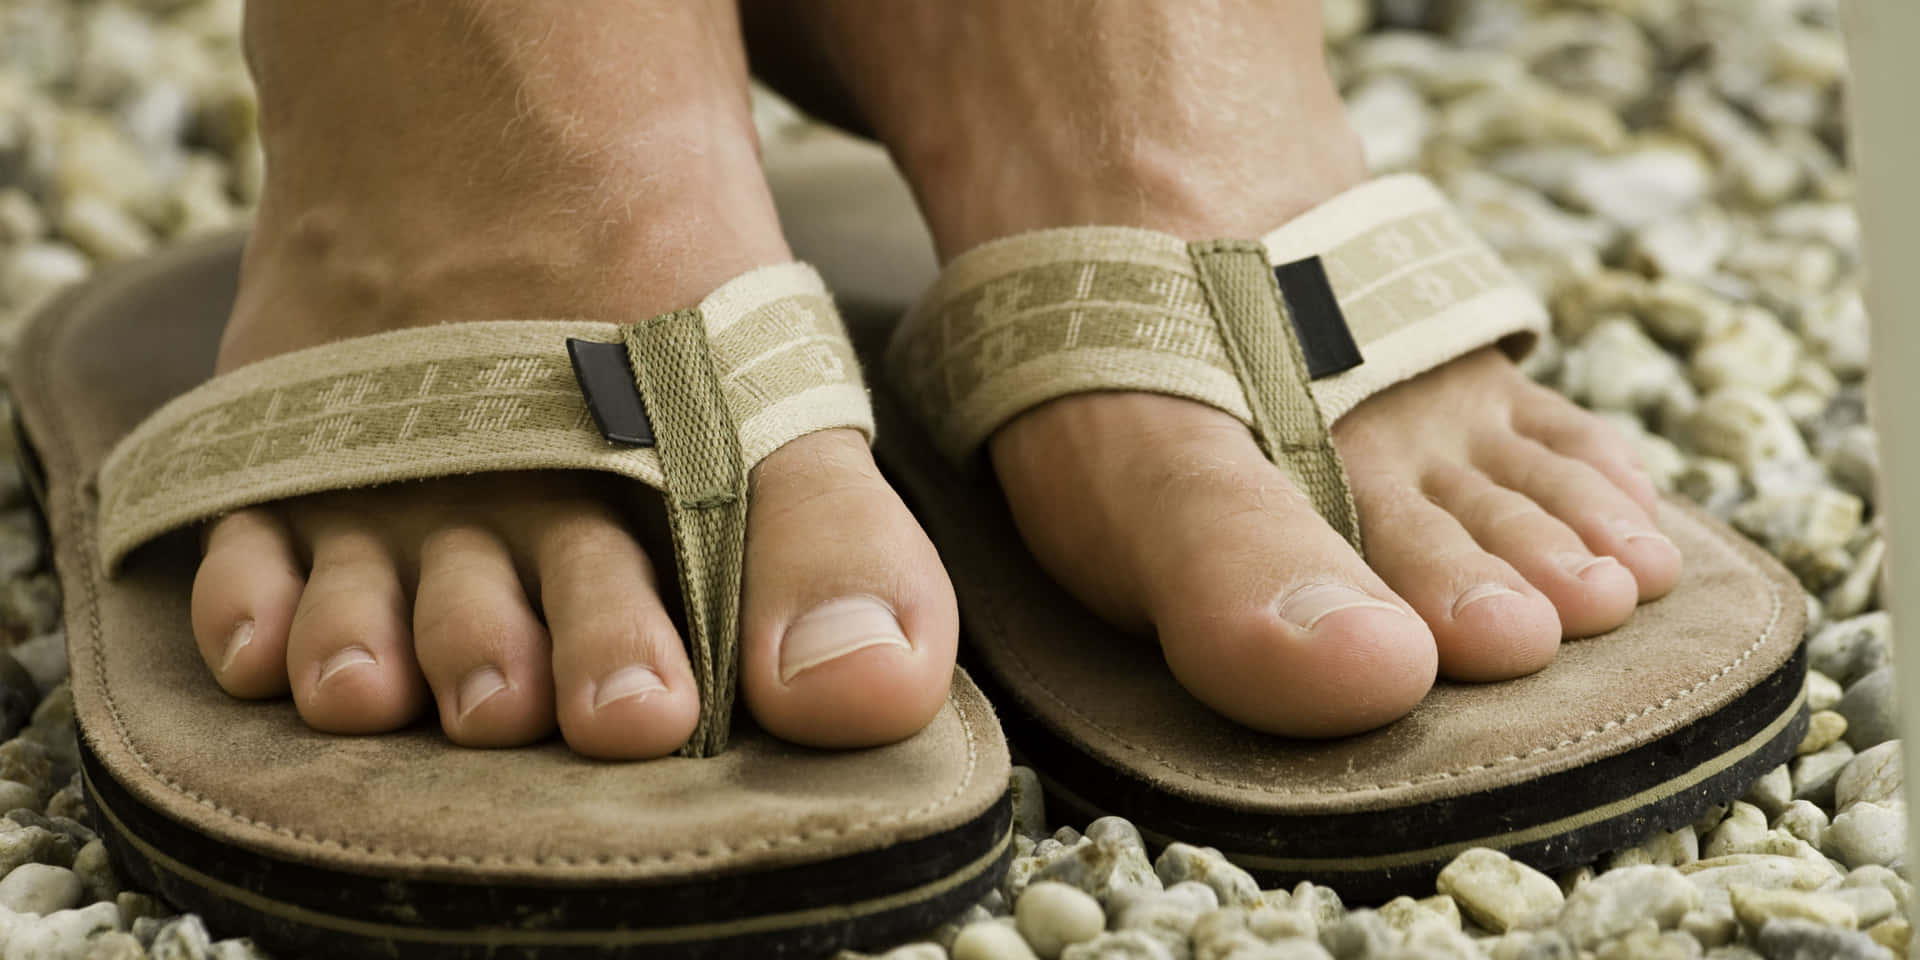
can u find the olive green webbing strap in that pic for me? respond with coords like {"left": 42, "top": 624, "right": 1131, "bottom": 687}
{"left": 625, "top": 311, "right": 748, "bottom": 758}
{"left": 1188, "top": 242, "right": 1363, "bottom": 552}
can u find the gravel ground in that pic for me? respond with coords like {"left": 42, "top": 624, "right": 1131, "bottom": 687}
{"left": 0, "top": 0, "right": 1906, "bottom": 957}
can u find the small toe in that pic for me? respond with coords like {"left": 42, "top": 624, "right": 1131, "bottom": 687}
{"left": 1480, "top": 435, "right": 1682, "bottom": 603}
{"left": 531, "top": 501, "right": 699, "bottom": 759}
{"left": 285, "top": 523, "right": 427, "bottom": 733}
{"left": 1425, "top": 466, "right": 1639, "bottom": 638}
{"left": 191, "top": 509, "right": 303, "bottom": 699}
{"left": 1354, "top": 473, "right": 1561, "bottom": 681}
{"left": 413, "top": 524, "right": 555, "bottom": 747}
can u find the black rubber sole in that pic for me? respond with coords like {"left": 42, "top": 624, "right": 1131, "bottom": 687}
{"left": 82, "top": 736, "right": 1012, "bottom": 960}
{"left": 967, "top": 640, "right": 1806, "bottom": 904}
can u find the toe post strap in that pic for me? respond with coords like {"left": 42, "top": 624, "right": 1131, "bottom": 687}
{"left": 887, "top": 173, "right": 1547, "bottom": 546}
{"left": 97, "top": 262, "right": 872, "bottom": 756}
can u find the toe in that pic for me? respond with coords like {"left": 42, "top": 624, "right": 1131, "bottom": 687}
{"left": 738, "top": 429, "right": 957, "bottom": 750}
{"left": 529, "top": 500, "right": 698, "bottom": 759}
{"left": 1512, "top": 387, "right": 1662, "bottom": 517}
{"left": 1480, "top": 434, "right": 1683, "bottom": 603}
{"left": 191, "top": 509, "right": 303, "bottom": 699}
{"left": 413, "top": 524, "right": 554, "bottom": 747}
{"left": 1353, "top": 472, "right": 1562, "bottom": 681}
{"left": 1424, "top": 466, "right": 1639, "bottom": 639}
{"left": 1140, "top": 451, "right": 1438, "bottom": 737}
{"left": 285, "top": 522, "right": 428, "bottom": 733}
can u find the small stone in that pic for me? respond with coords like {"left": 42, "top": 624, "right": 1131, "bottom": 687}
{"left": 1247, "top": 905, "right": 1317, "bottom": 940}
{"left": 1059, "top": 930, "right": 1172, "bottom": 960}
{"left": 1745, "top": 769, "right": 1793, "bottom": 820}
{"left": 1682, "top": 855, "right": 1838, "bottom": 896}
{"left": 1807, "top": 672, "right": 1843, "bottom": 713}
{"left": 1556, "top": 865, "right": 1701, "bottom": 948}
{"left": 1730, "top": 488, "right": 1863, "bottom": 561}
{"left": 116, "top": 890, "right": 165, "bottom": 926}
{"left": 1688, "top": 388, "right": 1808, "bottom": 472}
{"left": 1823, "top": 537, "right": 1884, "bottom": 622}
{"left": 1674, "top": 458, "right": 1747, "bottom": 518}
{"left": 1798, "top": 712, "right": 1848, "bottom": 757}
{"left": 73, "top": 838, "right": 118, "bottom": 902}
{"left": 1682, "top": 908, "right": 1741, "bottom": 948}
{"left": 1729, "top": 885, "right": 1857, "bottom": 934}
{"left": 1435, "top": 847, "right": 1563, "bottom": 933}
{"left": 952, "top": 920, "right": 1038, "bottom": 960}
{"left": 1827, "top": 802, "right": 1905, "bottom": 869}
{"left": 1155, "top": 844, "right": 1260, "bottom": 909}
{"left": 151, "top": 914, "right": 217, "bottom": 960}
{"left": 82, "top": 930, "right": 148, "bottom": 960}
{"left": 0, "top": 862, "right": 82, "bottom": 915}
{"left": 1837, "top": 667, "right": 1898, "bottom": 751}
{"left": 1706, "top": 802, "right": 1771, "bottom": 858}
{"left": 1346, "top": 75, "right": 1431, "bottom": 174}
{"left": 1773, "top": 801, "right": 1830, "bottom": 849}
{"left": 0, "top": 780, "right": 37, "bottom": 815}
{"left": 1009, "top": 768, "right": 1046, "bottom": 840}
{"left": 1792, "top": 742, "right": 1856, "bottom": 807}
{"left": 1828, "top": 886, "right": 1898, "bottom": 928}
{"left": 1754, "top": 918, "right": 1891, "bottom": 960}
{"left": 0, "top": 189, "right": 45, "bottom": 244}
{"left": 1319, "top": 909, "right": 1390, "bottom": 959}
{"left": 1835, "top": 741, "right": 1902, "bottom": 811}
{"left": 1807, "top": 614, "right": 1893, "bottom": 688}
{"left": 10, "top": 634, "right": 68, "bottom": 696}
{"left": 1842, "top": 865, "right": 1913, "bottom": 917}
{"left": 1564, "top": 144, "right": 1712, "bottom": 229}
{"left": 1016, "top": 882, "right": 1103, "bottom": 960}
{"left": 1643, "top": 827, "right": 1701, "bottom": 867}
{"left": 1028, "top": 826, "right": 1160, "bottom": 906}
{"left": 0, "top": 822, "right": 71, "bottom": 873}
{"left": 0, "top": 243, "right": 90, "bottom": 315}
{"left": 1290, "top": 882, "right": 1345, "bottom": 929}
{"left": 1865, "top": 916, "right": 1910, "bottom": 954}
{"left": 1485, "top": 929, "right": 1575, "bottom": 960}
{"left": 55, "top": 194, "right": 154, "bottom": 263}
{"left": 1594, "top": 921, "right": 1705, "bottom": 960}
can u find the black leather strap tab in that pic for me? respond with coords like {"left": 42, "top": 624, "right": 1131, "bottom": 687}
{"left": 566, "top": 338, "right": 656, "bottom": 447}
{"left": 1274, "top": 257, "right": 1363, "bottom": 380}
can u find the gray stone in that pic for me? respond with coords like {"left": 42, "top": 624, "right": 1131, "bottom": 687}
{"left": 1835, "top": 741, "right": 1902, "bottom": 811}
{"left": 1556, "top": 865, "right": 1701, "bottom": 948}
{"left": 1729, "top": 885, "right": 1857, "bottom": 933}
{"left": 82, "top": 930, "right": 149, "bottom": 960}
{"left": 7, "top": 634, "right": 66, "bottom": 697}
{"left": 1485, "top": 928, "right": 1576, "bottom": 960}
{"left": 72, "top": 838, "right": 117, "bottom": 903}
{"left": 1828, "top": 885, "right": 1898, "bottom": 928}
{"left": 1059, "top": 930, "right": 1173, "bottom": 960}
{"left": 1806, "top": 672, "right": 1843, "bottom": 713}
{"left": 150, "top": 914, "right": 216, "bottom": 960}
{"left": 1827, "top": 802, "right": 1905, "bottom": 869}
{"left": 1754, "top": 918, "right": 1891, "bottom": 960}
{"left": 1015, "top": 882, "right": 1103, "bottom": 960}
{"left": 1807, "top": 613, "right": 1892, "bottom": 687}
{"left": 0, "top": 780, "right": 40, "bottom": 815}
{"left": 951, "top": 920, "right": 1038, "bottom": 960}
{"left": 1318, "top": 909, "right": 1391, "bottom": 960}
{"left": 1009, "top": 767, "right": 1047, "bottom": 840}
{"left": 1435, "top": 847, "right": 1563, "bottom": 932}
{"left": 0, "top": 862, "right": 82, "bottom": 915}
{"left": 1791, "top": 742, "right": 1855, "bottom": 807}
{"left": 1742, "top": 767, "right": 1791, "bottom": 820}
{"left": 1837, "top": 667, "right": 1898, "bottom": 751}
{"left": 1771, "top": 801, "right": 1829, "bottom": 849}
{"left": 1155, "top": 844, "right": 1261, "bottom": 909}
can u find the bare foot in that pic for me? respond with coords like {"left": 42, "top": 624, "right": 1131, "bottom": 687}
{"left": 189, "top": 0, "right": 957, "bottom": 758}
{"left": 761, "top": 0, "right": 1682, "bottom": 737}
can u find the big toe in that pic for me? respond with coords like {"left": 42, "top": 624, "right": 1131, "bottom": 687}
{"left": 739, "top": 429, "right": 958, "bottom": 749}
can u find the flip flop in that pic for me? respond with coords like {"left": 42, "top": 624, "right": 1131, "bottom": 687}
{"left": 11, "top": 235, "right": 1013, "bottom": 959}
{"left": 765, "top": 133, "right": 1808, "bottom": 902}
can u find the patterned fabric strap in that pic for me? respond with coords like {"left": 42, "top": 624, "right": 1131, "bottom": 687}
{"left": 97, "top": 261, "right": 872, "bottom": 757}
{"left": 885, "top": 174, "right": 1547, "bottom": 545}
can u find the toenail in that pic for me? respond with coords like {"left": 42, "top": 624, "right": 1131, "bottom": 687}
{"left": 1558, "top": 553, "right": 1621, "bottom": 580}
{"left": 317, "top": 646, "right": 377, "bottom": 688}
{"left": 1276, "top": 583, "right": 1406, "bottom": 631}
{"left": 456, "top": 666, "right": 510, "bottom": 721}
{"left": 780, "top": 595, "right": 911, "bottom": 683}
{"left": 1625, "top": 531, "right": 1675, "bottom": 549}
{"left": 219, "top": 620, "right": 254, "bottom": 674}
{"left": 1452, "top": 583, "right": 1523, "bottom": 618}
{"left": 592, "top": 665, "right": 666, "bottom": 712}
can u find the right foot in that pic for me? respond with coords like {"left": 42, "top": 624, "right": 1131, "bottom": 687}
{"left": 189, "top": 0, "right": 958, "bottom": 758}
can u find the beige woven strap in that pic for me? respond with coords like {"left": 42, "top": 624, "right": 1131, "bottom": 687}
{"left": 888, "top": 174, "right": 1546, "bottom": 464}
{"left": 98, "top": 261, "right": 871, "bottom": 757}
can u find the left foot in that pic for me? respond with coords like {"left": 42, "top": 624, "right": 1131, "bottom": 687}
{"left": 756, "top": 0, "right": 1683, "bottom": 737}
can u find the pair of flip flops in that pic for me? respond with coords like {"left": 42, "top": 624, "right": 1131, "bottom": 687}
{"left": 10, "top": 132, "right": 1805, "bottom": 958}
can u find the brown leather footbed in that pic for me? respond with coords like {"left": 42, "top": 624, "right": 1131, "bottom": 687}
{"left": 13, "top": 234, "right": 1012, "bottom": 959}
